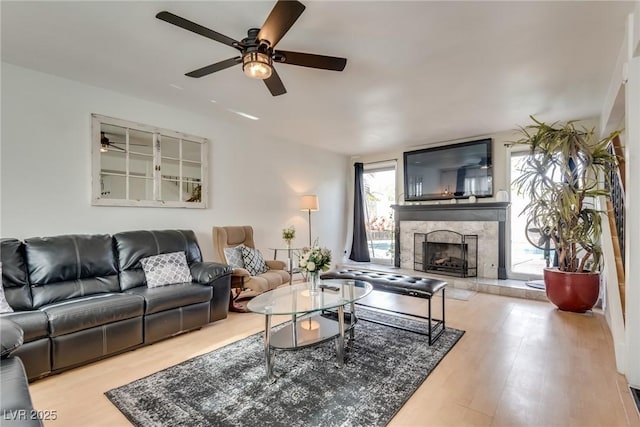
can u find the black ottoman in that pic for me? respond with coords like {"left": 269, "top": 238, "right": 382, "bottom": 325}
{"left": 321, "top": 269, "right": 447, "bottom": 344}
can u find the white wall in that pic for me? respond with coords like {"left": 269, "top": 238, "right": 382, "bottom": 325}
{"left": 624, "top": 56, "right": 640, "bottom": 388}
{"left": 0, "top": 63, "right": 349, "bottom": 264}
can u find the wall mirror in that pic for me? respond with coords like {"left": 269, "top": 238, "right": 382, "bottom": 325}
{"left": 91, "top": 114, "right": 208, "bottom": 208}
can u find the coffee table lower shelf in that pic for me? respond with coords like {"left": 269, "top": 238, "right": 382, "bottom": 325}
{"left": 247, "top": 280, "right": 373, "bottom": 383}
{"left": 263, "top": 307, "right": 355, "bottom": 383}
{"left": 269, "top": 312, "right": 357, "bottom": 350}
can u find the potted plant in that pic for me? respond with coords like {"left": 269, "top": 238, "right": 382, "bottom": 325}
{"left": 513, "top": 116, "right": 621, "bottom": 312}
{"left": 282, "top": 225, "right": 296, "bottom": 247}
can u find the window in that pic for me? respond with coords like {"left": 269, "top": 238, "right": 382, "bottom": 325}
{"left": 363, "top": 161, "right": 396, "bottom": 264}
{"left": 92, "top": 114, "right": 208, "bottom": 208}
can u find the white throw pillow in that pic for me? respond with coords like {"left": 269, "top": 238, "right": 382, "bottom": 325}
{"left": 241, "top": 246, "right": 269, "bottom": 276}
{"left": 0, "top": 263, "right": 14, "bottom": 314}
{"left": 223, "top": 245, "right": 245, "bottom": 269}
{"left": 140, "top": 252, "right": 193, "bottom": 288}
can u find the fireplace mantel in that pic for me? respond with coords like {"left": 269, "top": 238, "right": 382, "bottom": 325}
{"left": 392, "top": 202, "right": 509, "bottom": 222}
{"left": 392, "top": 202, "right": 510, "bottom": 278}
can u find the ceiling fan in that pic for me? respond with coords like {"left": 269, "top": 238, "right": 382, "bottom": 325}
{"left": 100, "top": 132, "right": 149, "bottom": 153}
{"left": 156, "top": 0, "right": 347, "bottom": 96}
{"left": 100, "top": 132, "right": 125, "bottom": 153}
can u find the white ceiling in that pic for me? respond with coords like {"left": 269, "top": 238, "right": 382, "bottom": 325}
{"left": 1, "top": 1, "right": 634, "bottom": 156}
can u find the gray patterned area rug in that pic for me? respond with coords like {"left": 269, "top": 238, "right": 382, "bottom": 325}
{"left": 106, "top": 309, "right": 464, "bottom": 427}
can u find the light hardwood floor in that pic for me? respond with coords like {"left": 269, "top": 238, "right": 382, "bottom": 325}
{"left": 29, "top": 291, "right": 640, "bottom": 427}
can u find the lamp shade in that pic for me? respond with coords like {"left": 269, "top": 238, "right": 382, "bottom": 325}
{"left": 300, "top": 195, "right": 319, "bottom": 211}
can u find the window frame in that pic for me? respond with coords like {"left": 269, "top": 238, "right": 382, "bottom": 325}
{"left": 91, "top": 114, "right": 208, "bottom": 208}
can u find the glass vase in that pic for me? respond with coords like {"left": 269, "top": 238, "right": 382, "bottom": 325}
{"left": 308, "top": 271, "right": 320, "bottom": 295}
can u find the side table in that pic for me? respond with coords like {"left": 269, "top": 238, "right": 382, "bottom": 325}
{"left": 269, "top": 247, "right": 301, "bottom": 285}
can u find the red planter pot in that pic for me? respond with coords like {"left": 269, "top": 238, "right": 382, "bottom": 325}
{"left": 543, "top": 268, "right": 600, "bottom": 313}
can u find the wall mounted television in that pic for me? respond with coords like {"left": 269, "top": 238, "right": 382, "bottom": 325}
{"left": 403, "top": 138, "right": 493, "bottom": 201}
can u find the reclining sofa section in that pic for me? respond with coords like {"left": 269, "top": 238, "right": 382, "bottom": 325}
{"left": 0, "top": 230, "right": 232, "bottom": 381}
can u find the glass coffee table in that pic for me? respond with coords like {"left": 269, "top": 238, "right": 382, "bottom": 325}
{"left": 247, "top": 279, "right": 372, "bottom": 383}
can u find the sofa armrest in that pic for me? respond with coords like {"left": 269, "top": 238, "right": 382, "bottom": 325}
{"left": 265, "top": 260, "right": 286, "bottom": 270}
{"left": 0, "top": 357, "right": 43, "bottom": 427}
{"left": 1, "top": 318, "right": 24, "bottom": 359}
{"left": 232, "top": 267, "right": 251, "bottom": 277}
{"left": 190, "top": 262, "right": 232, "bottom": 285}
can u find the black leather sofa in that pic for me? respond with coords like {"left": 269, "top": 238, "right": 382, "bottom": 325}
{"left": 1, "top": 318, "right": 43, "bottom": 426}
{"left": 0, "top": 230, "right": 232, "bottom": 381}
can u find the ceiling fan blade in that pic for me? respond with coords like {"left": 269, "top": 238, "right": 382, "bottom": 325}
{"left": 274, "top": 50, "right": 347, "bottom": 71}
{"left": 185, "top": 57, "right": 242, "bottom": 78}
{"left": 105, "top": 144, "right": 126, "bottom": 153}
{"left": 156, "top": 11, "right": 241, "bottom": 50}
{"left": 257, "top": 0, "right": 306, "bottom": 48}
{"left": 263, "top": 68, "right": 287, "bottom": 96}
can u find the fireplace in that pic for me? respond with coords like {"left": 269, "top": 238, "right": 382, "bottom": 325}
{"left": 414, "top": 231, "right": 477, "bottom": 277}
{"left": 392, "top": 203, "right": 508, "bottom": 279}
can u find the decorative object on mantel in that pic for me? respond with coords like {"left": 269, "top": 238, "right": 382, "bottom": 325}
{"left": 468, "top": 195, "right": 477, "bottom": 203}
{"left": 298, "top": 243, "right": 331, "bottom": 294}
{"left": 450, "top": 198, "right": 457, "bottom": 204}
{"left": 281, "top": 225, "right": 295, "bottom": 247}
{"left": 496, "top": 189, "right": 509, "bottom": 202}
{"left": 105, "top": 308, "right": 464, "bottom": 427}
{"left": 513, "top": 116, "right": 621, "bottom": 312}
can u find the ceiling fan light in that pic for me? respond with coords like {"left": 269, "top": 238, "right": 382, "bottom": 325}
{"left": 242, "top": 51, "right": 272, "bottom": 80}
{"left": 100, "top": 143, "right": 109, "bottom": 153}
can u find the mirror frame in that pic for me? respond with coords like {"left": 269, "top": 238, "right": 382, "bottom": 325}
{"left": 91, "top": 114, "right": 208, "bottom": 208}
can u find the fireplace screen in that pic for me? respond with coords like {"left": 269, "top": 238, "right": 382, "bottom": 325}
{"left": 414, "top": 231, "right": 477, "bottom": 277}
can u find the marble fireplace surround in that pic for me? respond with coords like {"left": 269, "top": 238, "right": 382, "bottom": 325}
{"left": 392, "top": 202, "right": 509, "bottom": 279}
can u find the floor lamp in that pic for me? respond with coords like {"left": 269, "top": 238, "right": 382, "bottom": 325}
{"left": 300, "top": 195, "right": 319, "bottom": 246}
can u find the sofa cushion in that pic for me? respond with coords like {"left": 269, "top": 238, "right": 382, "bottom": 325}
{"left": 1, "top": 311, "right": 49, "bottom": 342}
{"left": 241, "top": 246, "right": 268, "bottom": 276}
{"left": 115, "top": 230, "right": 203, "bottom": 291}
{"left": 31, "top": 276, "right": 122, "bottom": 309}
{"left": 40, "top": 293, "right": 145, "bottom": 337}
{"left": 125, "top": 283, "right": 212, "bottom": 315}
{"left": 1, "top": 239, "right": 33, "bottom": 310}
{"left": 223, "top": 246, "right": 245, "bottom": 269}
{"left": 0, "top": 318, "right": 23, "bottom": 358}
{"left": 25, "top": 234, "right": 117, "bottom": 284}
{"left": 140, "top": 252, "right": 193, "bottom": 288}
{"left": 244, "top": 270, "right": 288, "bottom": 293}
{"left": 25, "top": 234, "right": 120, "bottom": 308}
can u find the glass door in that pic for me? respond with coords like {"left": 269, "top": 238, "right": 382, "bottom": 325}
{"left": 509, "top": 152, "right": 548, "bottom": 279}
{"left": 363, "top": 162, "right": 396, "bottom": 265}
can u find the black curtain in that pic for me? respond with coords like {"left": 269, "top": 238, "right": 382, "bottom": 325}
{"left": 349, "top": 162, "right": 371, "bottom": 262}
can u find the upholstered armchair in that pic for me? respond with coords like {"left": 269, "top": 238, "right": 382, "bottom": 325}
{"left": 212, "top": 226, "right": 290, "bottom": 310}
